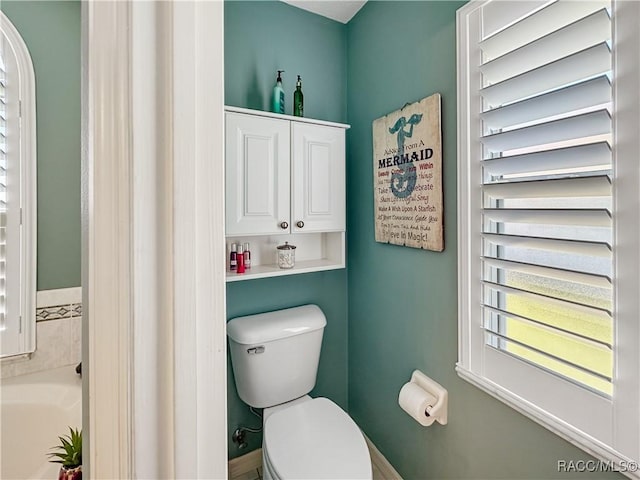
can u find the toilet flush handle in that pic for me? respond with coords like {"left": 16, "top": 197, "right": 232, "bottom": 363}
{"left": 247, "top": 346, "right": 265, "bottom": 355}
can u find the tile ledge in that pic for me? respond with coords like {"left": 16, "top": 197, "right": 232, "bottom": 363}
{"left": 36, "top": 287, "right": 82, "bottom": 308}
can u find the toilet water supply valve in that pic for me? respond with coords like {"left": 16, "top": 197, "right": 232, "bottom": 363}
{"left": 232, "top": 428, "right": 248, "bottom": 450}
{"left": 232, "top": 407, "right": 263, "bottom": 450}
{"left": 232, "top": 425, "right": 262, "bottom": 450}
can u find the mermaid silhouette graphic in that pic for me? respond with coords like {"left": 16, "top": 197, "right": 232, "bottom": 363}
{"left": 388, "top": 113, "right": 423, "bottom": 198}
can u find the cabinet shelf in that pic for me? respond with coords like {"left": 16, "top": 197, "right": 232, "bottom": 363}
{"left": 226, "top": 258, "right": 344, "bottom": 282}
{"left": 225, "top": 232, "right": 345, "bottom": 282}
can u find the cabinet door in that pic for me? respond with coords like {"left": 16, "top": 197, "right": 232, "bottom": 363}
{"left": 291, "top": 123, "right": 346, "bottom": 233}
{"left": 226, "top": 113, "right": 291, "bottom": 235}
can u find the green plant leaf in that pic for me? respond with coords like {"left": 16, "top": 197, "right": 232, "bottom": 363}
{"left": 49, "top": 427, "right": 82, "bottom": 468}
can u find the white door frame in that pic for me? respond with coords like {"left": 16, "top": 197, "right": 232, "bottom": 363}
{"left": 82, "top": 1, "right": 227, "bottom": 478}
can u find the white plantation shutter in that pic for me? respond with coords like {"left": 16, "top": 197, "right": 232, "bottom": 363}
{"left": 458, "top": 0, "right": 640, "bottom": 469}
{"left": 479, "top": 1, "right": 613, "bottom": 396}
{"left": 0, "top": 12, "right": 36, "bottom": 358}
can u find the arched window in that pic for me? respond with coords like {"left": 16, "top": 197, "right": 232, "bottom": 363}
{"left": 0, "top": 11, "right": 36, "bottom": 358}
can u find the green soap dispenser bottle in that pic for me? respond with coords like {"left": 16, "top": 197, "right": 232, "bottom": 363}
{"left": 293, "top": 75, "right": 304, "bottom": 117}
{"left": 272, "top": 70, "right": 285, "bottom": 114}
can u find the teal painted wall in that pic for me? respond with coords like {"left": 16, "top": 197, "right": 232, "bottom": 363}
{"left": 1, "top": 1, "right": 81, "bottom": 290}
{"left": 225, "top": 0, "right": 347, "bottom": 123}
{"left": 225, "top": 1, "right": 348, "bottom": 459}
{"left": 346, "top": 2, "right": 621, "bottom": 479}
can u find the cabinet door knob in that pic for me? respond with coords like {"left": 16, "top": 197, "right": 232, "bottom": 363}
{"left": 280, "top": 221, "right": 289, "bottom": 229}
{"left": 296, "top": 221, "right": 305, "bottom": 229}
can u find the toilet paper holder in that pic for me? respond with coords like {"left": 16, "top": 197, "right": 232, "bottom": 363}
{"left": 404, "top": 369, "right": 448, "bottom": 426}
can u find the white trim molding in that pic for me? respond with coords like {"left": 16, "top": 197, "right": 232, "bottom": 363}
{"left": 83, "top": 0, "right": 227, "bottom": 478}
{"left": 82, "top": 1, "right": 133, "bottom": 477}
{"left": 171, "top": 2, "right": 227, "bottom": 477}
{"left": 130, "top": 1, "right": 175, "bottom": 477}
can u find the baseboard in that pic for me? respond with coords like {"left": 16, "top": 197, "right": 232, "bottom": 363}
{"left": 227, "top": 438, "right": 402, "bottom": 480}
{"left": 365, "top": 434, "right": 403, "bottom": 480}
{"left": 228, "top": 448, "right": 262, "bottom": 479}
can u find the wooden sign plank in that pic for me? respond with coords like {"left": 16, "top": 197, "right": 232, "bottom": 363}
{"left": 372, "top": 93, "right": 444, "bottom": 251}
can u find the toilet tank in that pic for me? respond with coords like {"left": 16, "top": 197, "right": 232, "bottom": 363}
{"left": 227, "top": 304, "right": 326, "bottom": 408}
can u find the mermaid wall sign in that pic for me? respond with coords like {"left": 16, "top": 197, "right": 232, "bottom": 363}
{"left": 372, "top": 93, "right": 443, "bottom": 251}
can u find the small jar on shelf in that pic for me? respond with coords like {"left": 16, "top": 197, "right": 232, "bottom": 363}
{"left": 277, "top": 242, "right": 296, "bottom": 269}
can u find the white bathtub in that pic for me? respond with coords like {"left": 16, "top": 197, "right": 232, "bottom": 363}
{"left": 1, "top": 365, "right": 82, "bottom": 480}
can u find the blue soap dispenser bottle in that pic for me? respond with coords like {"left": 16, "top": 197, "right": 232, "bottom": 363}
{"left": 272, "top": 70, "right": 285, "bottom": 114}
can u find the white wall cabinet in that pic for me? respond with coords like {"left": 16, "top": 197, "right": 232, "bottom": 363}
{"left": 225, "top": 107, "right": 349, "bottom": 281}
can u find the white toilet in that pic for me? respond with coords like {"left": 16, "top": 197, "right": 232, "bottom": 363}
{"left": 227, "top": 304, "right": 372, "bottom": 480}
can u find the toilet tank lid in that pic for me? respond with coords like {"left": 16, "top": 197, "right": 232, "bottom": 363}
{"left": 227, "top": 304, "right": 327, "bottom": 345}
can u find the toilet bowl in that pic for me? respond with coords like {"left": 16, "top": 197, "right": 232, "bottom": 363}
{"left": 262, "top": 397, "right": 371, "bottom": 480}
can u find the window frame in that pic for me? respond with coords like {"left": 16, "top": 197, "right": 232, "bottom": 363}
{"left": 457, "top": 0, "right": 640, "bottom": 471}
{"left": 0, "top": 11, "right": 37, "bottom": 358}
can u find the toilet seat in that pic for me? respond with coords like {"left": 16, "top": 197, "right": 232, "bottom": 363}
{"left": 263, "top": 397, "right": 372, "bottom": 479}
